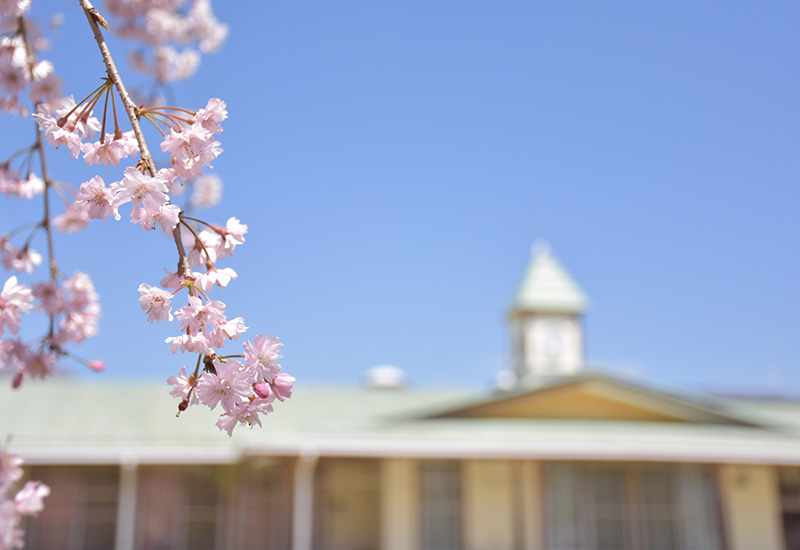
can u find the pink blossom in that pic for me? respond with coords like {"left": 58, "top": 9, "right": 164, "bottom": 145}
{"left": 76, "top": 176, "right": 121, "bottom": 221}
{"left": 215, "top": 399, "right": 274, "bottom": 437}
{"left": 29, "top": 73, "right": 63, "bottom": 105}
{"left": 174, "top": 295, "right": 226, "bottom": 335}
{"left": 0, "top": 240, "right": 42, "bottom": 274}
{"left": 52, "top": 203, "right": 91, "bottom": 232}
{"left": 194, "top": 267, "right": 237, "bottom": 291}
{"left": 194, "top": 98, "right": 227, "bottom": 134}
{"left": 161, "top": 124, "right": 212, "bottom": 161}
{"left": 23, "top": 349, "right": 55, "bottom": 379}
{"left": 63, "top": 271, "right": 98, "bottom": 309}
{"left": 87, "top": 360, "right": 105, "bottom": 371}
{"left": 32, "top": 281, "right": 64, "bottom": 315}
{"left": 253, "top": 382, "right": 271, "bottom": 399}
{"left": 54, "top": 306, "right": 101, "bottom": 346}
{"left": 0, "top": 276, "right": 33, "bottom": 336}
{"left": 271, "top": 373, "right": 295, "bottom": 402}
{"left": 165, "top": 332, "right": 212, "bottom": 355}
{"left": 138, "top": 283, "right": 173, "bottom": 323}
{"left": 219, "top": 316, "right": 247, "bottom": 342}
{"left": 189, "top": 174, "right": 222, "bottom": 208}
{"left": 0, "top": 41, "right": 28, "bottom": 97}
{"left": 219, "top": 216, "right": 247, "bottom": 256}
{"left": 140, "top": 202, "right": 181, "bottom": 233}
{"left": 243, "top": 334, "right": 282, "bottom": 379}
{"left": 0, "top": 449, "right": 23, "bottom": 492}
{"left": 113, "top": 167, "right": 173, "bottom": 230}
{"left": 81, "top": 131, "right": 138, "bottom": 167}
{"left": 186, "top": 229, "right": 221, "bottom": 267}
{"left": 0, "top": 171, "right": 44, "bottom": 200}
{"left": 160, "top": 269, "right": 185, "bottom": 290}
{"left": 0, "top": 501, "right": 23, "bottom": 550}
{"left": 32, "top": 100, "right": 87, "bottom": 158}
{"left": 167, "top": 365, "right": 199, "bottom": 404}
{"left": 13, "top": 481, "right": 49, "bottom": 515}
{"left": 195, "top": 358, "right": 251, "bottom": 411}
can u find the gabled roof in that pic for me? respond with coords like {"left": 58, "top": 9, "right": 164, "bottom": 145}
{"left": 3, "top": 375, "right": 800, "bottom": 465}
{"left": 510, "top": 242, "right": 588, "bottom": 314}
{"left": 427, "top": 373, "right": 759, "bottom": 426}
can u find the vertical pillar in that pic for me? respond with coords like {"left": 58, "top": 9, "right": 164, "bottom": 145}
{"left": 292, "top": 448, "right": 319, "bottom": 550}
{"left": 115, "top": 456, "right": 138, "bottom": 550}
{"left": 463, "top": 460, "right": 514, "bottom": 550}
{"left": 719, "top": 464, "right": 785, "bottom": 550}
{"left": 380, "top": 458, "right": 420, "bottom": 550}
{"left": 519, "top": 461, "right": 542, "bottom": 550}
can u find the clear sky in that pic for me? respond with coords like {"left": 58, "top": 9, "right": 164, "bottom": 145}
{"left": 3, "top": 1, "right": 800, "bottom": 395}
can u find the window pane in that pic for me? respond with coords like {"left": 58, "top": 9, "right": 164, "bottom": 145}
{"left": 421, "top": 460, "right": 461, "bottom": 550}
{"left": 134, "top": 465, "right": 225, "bottom": 550}
{"left": 24, "top": 465, "right": 119, "bottom": 550}
{"left": 640, "top": 464, "right": 722, "bottom": 550}
{"left": 545, "top": 462, "right": 630, "bottom": 550}
{"left": 229, "top": 458, "right": 293, "bottom": 549}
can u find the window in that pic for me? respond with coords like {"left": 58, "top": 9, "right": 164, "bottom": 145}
{"left": 24, "top": 465, "right": 119, "bottom": 550}
{"left": 134, "top": 465, "right": 227, "bottom": 550}
{"left": 420, "top": 460, "right": 461, "bottom": 550}
{"left": 780, "top": 468, "right": 800, "bottom": 550}
{"left": 228, "top": 458, "right": 293, "bottom": 549}
{"left": 544, "top": 462, "right": 723, "bottom": 550}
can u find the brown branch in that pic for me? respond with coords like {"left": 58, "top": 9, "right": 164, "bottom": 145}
{"left": 18, "top": 15, "right": 58, "bottom": 339}
{"left": 78, "top": 0, "right": 192, "bottom": 279}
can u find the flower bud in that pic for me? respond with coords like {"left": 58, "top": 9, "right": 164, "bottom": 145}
{"left": 87, "top": 360, "right": 105, "bottom": 371}
{"left": 271, "top": 373, "right": 295, "bottom": 402}
{"left": 253, "top": 382, "right": 271, "bottom": 399}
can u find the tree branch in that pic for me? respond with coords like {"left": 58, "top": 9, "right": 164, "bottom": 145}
{"left": 78, "top": 0, "right": 193, "bottom": 279}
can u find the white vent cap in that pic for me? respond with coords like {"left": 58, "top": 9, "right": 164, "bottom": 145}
{"left": 365, "top": 364, "right": 406, "bottom": 389}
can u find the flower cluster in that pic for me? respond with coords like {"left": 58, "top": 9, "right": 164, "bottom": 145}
{"left": 1, "top": 0, "right": 275, "bottom": 545}
{"left": 0, "top": 2, "right": 63, "bottom": 118}
{"left": 104, "top": 0, "right": 228, "bottom": 84}
{"left": 0, "top": 446, "right": 49, "bottom": 549}
{"left": 0, "top": 272, "right": 102, "bottom": 386}
{"left": 167, "top": 335, "right": 294, "bottom": 436}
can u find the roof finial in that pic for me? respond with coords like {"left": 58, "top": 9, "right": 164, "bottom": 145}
{"left": 531, "top": 239, "right": 550, "bottom": 257}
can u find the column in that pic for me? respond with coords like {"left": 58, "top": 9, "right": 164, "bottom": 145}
{"left": 719, "top": 464, "right": 785, "bottom": 550}
{"left": 463, "top": 460, "right": 514, "bottom": 550}
{"left": 292, "top": 448, "right": 319, "bottom": 550}
{"left": 115, "top": 457, "right": 138, "bottom": 550}
{"left": 380, "top": 458, "right": 420, "bottom": 550}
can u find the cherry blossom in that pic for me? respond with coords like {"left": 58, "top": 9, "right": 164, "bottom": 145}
{"left": 0, "top": 447, "right": 48, "bottom": 550}
{"left": 138, "top": 283, "right": 174, "bottom": 323}
{"left": 244, "top": 333, "right": 283, "bottom": 379}
{"left": 195, "top": 358, "right": 251, "bottom": 411}
{"left": 215, "top": 399, "right": 274, "bottom": 437}
{"left": 0, "top": 241, "right": 42, "bottom": 274}
{"left": 0, "top": 277, "right": 33, "bottom": 336}
{"left": 75, "top": 175, "right": 121, "bottom": 221}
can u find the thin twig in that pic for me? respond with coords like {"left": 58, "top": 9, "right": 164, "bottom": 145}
{"left": 78, "top": 0, "right": 192, "bottom": 279}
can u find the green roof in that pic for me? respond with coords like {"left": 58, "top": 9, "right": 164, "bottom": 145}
{"left": 3, "top": 376, "right": 800, "bottom": 466}
{"left": 510, "top": 242, "right": 588, "bottom": 314}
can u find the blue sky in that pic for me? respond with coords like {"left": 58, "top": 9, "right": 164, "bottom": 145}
{"left": 4, "top": 1, "right": 800, "bottom": 395}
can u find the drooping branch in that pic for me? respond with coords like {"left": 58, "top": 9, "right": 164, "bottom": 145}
{"left": 77, "top": 0, "right": 193, "bottom": 280}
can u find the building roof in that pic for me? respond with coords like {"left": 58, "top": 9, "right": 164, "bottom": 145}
{"left": 3, "top": 374, "right": 800, "bottom": 467}
{"left": 510, "top": 242, "right": 588, "bottom": 314}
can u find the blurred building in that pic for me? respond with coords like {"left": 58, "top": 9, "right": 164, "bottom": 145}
{"left": 3, "top": 244, "right": 800, "bottom": 550}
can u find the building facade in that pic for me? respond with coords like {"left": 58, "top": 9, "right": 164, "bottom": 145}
{"left": 3, "top": 245, "right": 800, "bottom": 550}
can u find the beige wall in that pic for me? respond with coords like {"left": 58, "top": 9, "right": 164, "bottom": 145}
{"left": 719, "top": 464, "right": 785, "bottom": 550}
{"left": 380, "top": 459, "right": 420, "bottom": 550}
